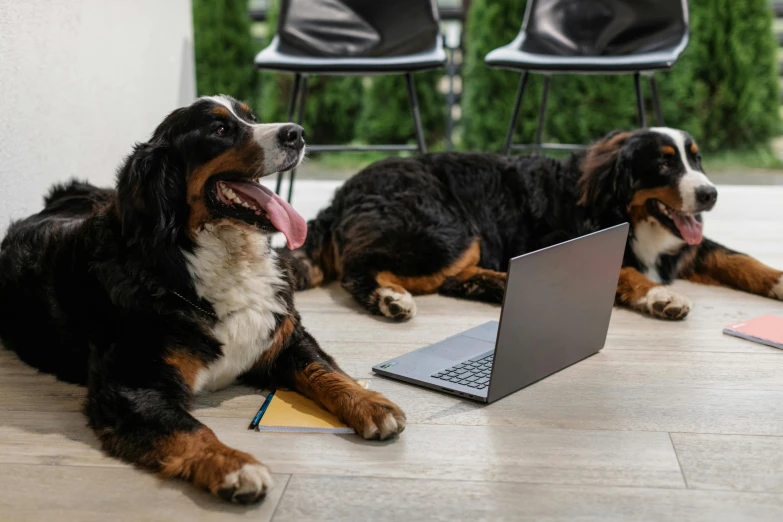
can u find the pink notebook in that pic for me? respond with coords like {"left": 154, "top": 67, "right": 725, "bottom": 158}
{"left": 723, "top": 315, "right": 783, "bottom": 350}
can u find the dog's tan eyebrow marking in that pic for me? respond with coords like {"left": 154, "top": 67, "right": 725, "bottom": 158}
{"left": 661, "top": 145, "right": 676, "bottom": 156}
{"left": 239, "top": 102, "right": 251, "bottom": 113}
{"left": 203, "top": 96, "right": 254, "bottom": 127}
{"left": 211, "top": 107, "right": 229, "bottom": 118}
{"left": 690, "top": 142, "right": 699, "bottom": 154}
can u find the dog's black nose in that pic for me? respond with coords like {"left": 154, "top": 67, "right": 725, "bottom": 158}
{"left": 695, "top": 186, "right": 718, "bottom": 209}
{"left": 278, "top": 124, "right": 305, "bottom": 150}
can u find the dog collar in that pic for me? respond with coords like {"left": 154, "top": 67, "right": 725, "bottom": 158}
{"left": 171, "top": 290, "right": 218, "bottom": 318}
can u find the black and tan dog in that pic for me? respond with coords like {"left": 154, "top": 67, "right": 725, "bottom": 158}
{"left": 287, "top": 128, "right": 783, "bottom": 321}
{"left": 0, "top": 96, "right": 405, "bottom": 504}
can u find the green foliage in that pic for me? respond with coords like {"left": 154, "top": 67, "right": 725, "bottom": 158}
{"left": 192, "top": 0, "right": 780, "bottom": 154}
{"left": 356, "top": 71, "right": 446, "bottom": 146}
{"left": 260, "top": 74, "right": 366, "bottom": 145}
{"left": 461, "top": 0, "right": 780, "bottom": 152}
{"left": 662, "top": 0, "right": 780, "bottom": 151}
{"left": 192, "top": 0, "right": 259, "bottom": 104}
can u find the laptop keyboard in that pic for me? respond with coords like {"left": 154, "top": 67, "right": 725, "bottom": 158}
{"left": 431, "top": 354, "right": 494, "bottom": 389}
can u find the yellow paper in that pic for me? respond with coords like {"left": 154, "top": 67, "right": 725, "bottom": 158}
{"left": 258, "top": 381, "right": 368, "bottom": 433}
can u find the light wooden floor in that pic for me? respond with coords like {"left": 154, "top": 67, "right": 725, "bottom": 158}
{"left": 1, "top": 185, "right": 783, "bottom": 521}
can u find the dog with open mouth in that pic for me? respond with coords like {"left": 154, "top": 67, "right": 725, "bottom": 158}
{"left": 286, "top": 127, "right": 783, "bottom": 321}
{"left": 0, "top": 95, "right": 405, "bottom": 504}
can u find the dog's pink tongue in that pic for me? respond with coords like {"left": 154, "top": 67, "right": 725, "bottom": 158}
{"left": 225, "top": 181, "right": 307, "bottom": 249}
{"left": 672, "top": 213, "right": 703, "bottom": 245}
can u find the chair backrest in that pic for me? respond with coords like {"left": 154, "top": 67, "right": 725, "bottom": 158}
{"left": 520, "top": 0, "right": 688, "bottom": 56}
{"left": 277, "top": 0, "right": 440, "bottom": 58}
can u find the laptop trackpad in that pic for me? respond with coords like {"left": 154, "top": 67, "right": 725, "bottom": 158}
{"left": 422, "top": 335, "right": 494, "bottom": 362}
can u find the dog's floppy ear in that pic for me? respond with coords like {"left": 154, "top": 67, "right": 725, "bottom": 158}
{"left": 116, "top": 108, "right": 189, "bottom": 248}
{"left": 577, "top": 130, "right": 633, "bottom": 218}
{"left": 613, "top": 144, "right": 637, "bottom": 207}
{"left": 115, "top": 141, "right": 185, "bottom": 247}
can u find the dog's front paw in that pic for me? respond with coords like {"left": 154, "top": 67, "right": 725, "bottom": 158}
{"left": 638, "top": 286, "right": 691, "bottom": 320}
{"left": 348, "top": 390, "right": 407, "bottom": 440}
{"left": 376, "top": 287, "right": 417, "bottom": 321}
{"left": 217, "top": 462, "right": 273, "bottom": 505}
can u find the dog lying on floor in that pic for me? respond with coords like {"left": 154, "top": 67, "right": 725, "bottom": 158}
{"left": 287, "top": 128, "right": 783, "bottom": 321}
{"left": 0, "top": 95, "right": 405, "bottom": 504}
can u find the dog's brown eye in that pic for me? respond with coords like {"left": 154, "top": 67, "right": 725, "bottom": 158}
{"left": 215, "top": 125, "right": 226, "bottom": 136}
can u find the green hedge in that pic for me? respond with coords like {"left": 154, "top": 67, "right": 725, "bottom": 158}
{"left": 461, "top": 0, "right": 780, "bottom": 152}
{"left": 192, "top": 0, "right": 260, "bottom": 107}
{"left": 192, "top": 0, "right": 779, "bottom": 153}
{"left": 355, "top": 71, "right": 446, "bottom": 146}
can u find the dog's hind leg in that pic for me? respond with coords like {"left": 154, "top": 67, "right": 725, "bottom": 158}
{"left": 341, "top": 238, "right": 491, "bottom": 320}
{"left": 439, "top": 266, "right": 507, "bottom": 303}
{"left": 684, "top": 239, "right": 783, "bottom": 300}
{"left": 341, "top": 264, "right": 418, "bottom": 321}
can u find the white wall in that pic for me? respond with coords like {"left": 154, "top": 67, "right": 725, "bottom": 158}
{"left": 0, "top": 0, "right": 195, "bottom": 232}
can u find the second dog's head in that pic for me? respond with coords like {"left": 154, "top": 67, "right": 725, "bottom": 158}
{"left": 578, "top": 127, "right": 718, "bottom": 246}
{"left": 116, "top": 95, "right": 306, "bottom": 250}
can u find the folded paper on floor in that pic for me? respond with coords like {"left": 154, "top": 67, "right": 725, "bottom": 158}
{"left": 253, "top": 380, "right": 369, "bottom": 433}
{"left": 724, "top": 315, "right": 783, "bottom": 350}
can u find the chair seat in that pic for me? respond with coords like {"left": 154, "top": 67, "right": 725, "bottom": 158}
{"left": 255, "top": 36, "right": 447, "bottom": 75}
{"left": 485, "top": 34, "right": 689, "bottom": 74}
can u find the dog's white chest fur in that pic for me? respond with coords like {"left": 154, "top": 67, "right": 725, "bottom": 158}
{"left": 631, "top": 219, "right": 686, "bottom": 283}
{"left": 185, "top": 225, "right": 288, "bottom": 394}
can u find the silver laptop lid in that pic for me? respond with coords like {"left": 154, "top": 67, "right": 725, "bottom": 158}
{"left": 486, "top": 223, "right": 629, "bottom": 403}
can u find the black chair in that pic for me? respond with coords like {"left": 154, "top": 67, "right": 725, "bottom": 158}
{"left": 485, "top": 0, "right": 690, "bottom": 155}
{"left": 255, "top": 0, "right": 447, "bottom": 201}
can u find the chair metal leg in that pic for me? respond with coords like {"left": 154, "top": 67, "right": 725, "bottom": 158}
{"left": 405, "top": 73, "right": 427, "bottom": 154}
{"left": 534, "top": 75, "right": 551, "bottom": 155}
{"left": 649, "top": 74, "right": 664, "bottom": 126}
{"left": 445, "top": 46, "right": 456, "bottom": 152}
{"left": 634, "top": 72, "right": 647, "bottom": 128}
{"left": 287, "top": 75, "right": 309, "bottom": 203}
{"left": 277, "top": 73, "right": 302, "bottom": 195}
{"left": 503, "top": 72, "right": 529, "bottom": 156}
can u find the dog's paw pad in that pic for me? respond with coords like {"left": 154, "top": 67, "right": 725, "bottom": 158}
{"left": 376, "top": 287, "right": 416, "bottom": 321}
{"left": 639, "top": 286, "right": 691, "bottom": 320}
{"left": 351, "top": 392, "right": 407, "bottom": 441}
{"left": 218, "top": 463, "right": 273, "bottom": 504}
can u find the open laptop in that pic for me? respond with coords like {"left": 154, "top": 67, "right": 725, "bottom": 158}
{"left": 372, "top": 223, "right": 629, "bottom": 403}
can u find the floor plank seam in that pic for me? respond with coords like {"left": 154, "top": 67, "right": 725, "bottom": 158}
{"left": 267, "top": 472, "right": 691, "bottom": 491}
{"left": 669, "top": 432, "right": 690, "bottom": 490}
{"left": 601, "top": 349, "right": 783, "bottom": 355}
{"left": 195, "top": 417, "right": 783, "bottom": 438}
{"left": 668, "top": 431, "right": 783, "bottom": 439}
{"left": 491, "top": 422, "right": 783, "bottom": 436}
{"left": 270, "top": 474, "right": 292, "bottom": 521}
{"left": 6, "top": 462, "right": 783, "bottom": 497}
{"left": 0, "top": 460, "right": 137, "bottom": 471}
{"left": 9, "top": 426, "right": 783, "bottom": 444}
